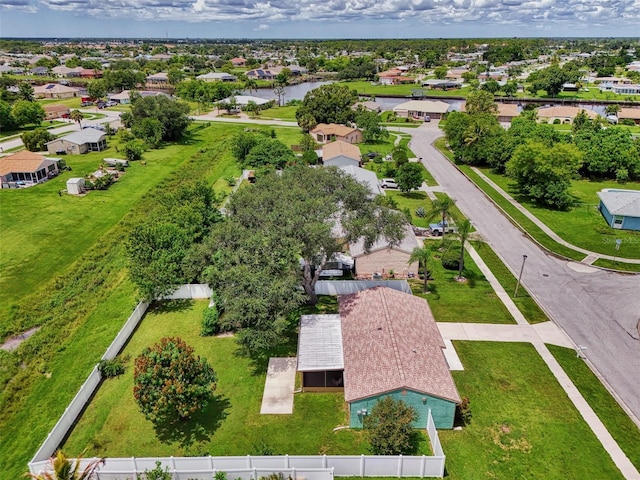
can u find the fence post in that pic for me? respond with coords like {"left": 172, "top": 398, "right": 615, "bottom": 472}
{"left": 360, "top": 455, "right": 365, "bottom": 477}
{"left": 210, "top": 455, "right": 215, "bottom": 471}
{"left": 170, "top": 456, "right": 176, "bottom": 480}
{"left": 253, "top": 467, "right": 257, "bottom": 480}
{"left": 292, "top": 467, "right": 296, "bottom": 480}
{"left": 132, "top": 457, "right": 138, "bottom": 480}
{"left": 323, "top": 454, "right": 327, "bottom": 468}
{"left": 397, "top": 454, "right": 403, "bottom": 478}
{"left": 419, "top": 455, "right": 425, "bottom": 478}
{"left": 285, "top": 454, "right": 289, "bottom": 468}
{"left": 247, "top": 455, "right": 252, "bottom": 468}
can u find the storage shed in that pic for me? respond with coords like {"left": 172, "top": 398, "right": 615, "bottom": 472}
{"left": 66, "top": 177, "right": 85, "bottom": 195}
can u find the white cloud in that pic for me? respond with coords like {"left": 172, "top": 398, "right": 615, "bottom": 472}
{"left": 4, "top": 0, "right": 640, "bottom": 30}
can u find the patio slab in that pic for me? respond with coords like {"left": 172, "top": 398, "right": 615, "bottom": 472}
{"left": 260, "top": 357, "right": 297, "bottom": 414}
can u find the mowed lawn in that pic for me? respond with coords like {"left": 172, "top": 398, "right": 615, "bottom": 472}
{"left": 62, "top": 300, "right": 430, "bottom": 457}
{"left": 439, "top": 342, "right": 624, "bottom": 480}
{"left": 478, "top": 168, "right": 640, "bottom": 259}
{"left": 410, "top": 241, "right": 516, "bottom": 324}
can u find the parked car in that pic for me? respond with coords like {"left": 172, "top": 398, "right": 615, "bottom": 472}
{"left": 423, "top": 115, "right": 431, "bottom": 122}
{"left": 380, "top": 178, "right": 398, "bottom": 189}
{"left": 105, "top": 100, "right": 118, "bottom": 107}
{"left": 96, "top": 101, "right": 107, "bottom": 109}
{"left": 80, "top": 101, "right": 93, "bottom": 107}
{"left": 429, "top": 222, "right": 456, "bottom": 236}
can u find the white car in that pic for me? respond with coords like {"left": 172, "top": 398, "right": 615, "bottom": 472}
{"left": 380, "top": 178, "right": 398, "bottom": 189}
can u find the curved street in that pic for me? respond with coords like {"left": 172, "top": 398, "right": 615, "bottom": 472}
{"left": 406, "top": 124, "right": 640, "bottom": 425}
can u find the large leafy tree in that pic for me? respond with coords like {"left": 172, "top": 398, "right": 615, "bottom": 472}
{"left": 200, "top": 166, "right": 407, "bottom": 353}
{"left": 395, "top": 162, "right": 423, "bottom": 192}
{"left": 465, "top": 89, "right": 498, "bottom": 115}
{"left": 244, "top": 137, "right": 296, "bottom": 169}
{"left": 295, "top": 83, "right": 358, "bottom": 129}
{"left": 573, "top": 125, "right": 640, "bottom": 180}
{"left": 12, "top": 100, "right": 45, "bottom": 127}
{"left": 21, "top": 128, "right": 52, "bottom": 151}
{"left": 364, "top": 397, "right": 419, "bottom": 455}
{"left": 17, "top": 82, "right": 34, "bottom": 102}
{"left": 354, "top": 108, "right": 388, "bottom": 143}
{"left": 0, "top": 100, "right": 16, "bottom": 131}
{"left": 134, "top": 337, "right": 217, "bottom": 424}
{"left": 27, "top": 450, "right": 104, "bottom": 480}
{"left": 129, "top": 95, "right": 191, "bottom": 141}
{"left": 506, "top": 141, "right": 583, "bottom": 210}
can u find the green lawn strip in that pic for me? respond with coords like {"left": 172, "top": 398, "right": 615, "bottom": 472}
{"left": 592, "top": 258, "right": 640, "bottom": 272}
{"left": 410, "top": 242, "right": 516, "bottom": 324}
{"left": 471, "top": 241, "right": 549, "bottom": 324}
{"left": 547, "top": 345, "right": 640, "bottom": 470}
{"left": 478, "top": 167, "right": 640, "bottom": 260}
{"left": 63, "top": 300, "right": 431, "bottom": 458}
{"left": 257, "top": 105, "right": 298, "bottom": 121}
{"left": 432, "top": 138, "right": 584, "bottom": 262}
{"left": 386, "top": 190, "right": 431, "bottom": 227}
{"left": 440, "top": 341, "right": 624, "bottom": 480}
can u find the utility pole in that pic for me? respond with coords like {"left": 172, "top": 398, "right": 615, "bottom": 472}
{"left": 514, "top": 254, "right": 528, "bottom": 298}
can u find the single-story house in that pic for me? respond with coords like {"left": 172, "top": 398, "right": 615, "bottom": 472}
{"left": 246, "top": 68, "right": 275, "bottom": 81}
{"left": 30, "top": 66, "right": 49, "bottom": 76}
{"left": 460, "top": 102, "right": 520, "bottom": 123}
{"left": 196, "top": 72, "right": 237, "bottom": 82}
{"left": 46, "top": 129, "right": 107, "bottom": 155}
{"left": 33, "top": 84, "right": 80, "bottom": 99}
{"left": 80, "top": 69, "right": 102, "bottom": 79}
{"left": 338, "top": 165, "right": 384, "bottom": 197}
{"left": 297, "top": 286, "right": 460, "bottom": 429}
{"left": 597, "top": 189, "right": 640, "bottom": 231}
{"left": 51, "top": 65, "right": 83, "bottom": 78}
{"left": 349, "top": 224, "right": 419, "bottom": 279}
{"left": 322, "top": 141, "right": 361, "bottom": 168}
{"left": 230, "top": 57, "right": 246, "bottom": 67}
{"left": 610, "top": 84, "right": 640, "bottom": 95}
{"left": 44, "top": 104, "right": 70, "bottom": 121}
{"left": 393, "top": 100, "right": 450, "bottom": 120}
{"left": 421, "top": 79, "right": 462, "bottom": 91}
{"left": 0, "top": 151, "right": 61, "bottom": 188}
{"left": 218, "top": 95, "right": 273, "bottom": 109}
{"left": 146, "top": 72, "right": 169, "bottom": 85}
{"left": 352, "top": 100, "right": 382, "bottom": 113}
{"left": 536, "top": 106, "right": 598, "bottom": 124}
{"left": 108, "top": 90, "right": 169, "bottom": 105}
{"left": 310, "top": 123, "right": 363, "bottom": 144}
{"left": 619, "top": 108, "right": 640, "bottom": 125}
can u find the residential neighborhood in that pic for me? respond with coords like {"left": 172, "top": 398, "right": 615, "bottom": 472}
{"left": 1, "top": 36, "right": 640, "bottom": 480}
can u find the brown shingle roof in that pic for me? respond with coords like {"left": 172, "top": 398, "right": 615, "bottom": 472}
{"left": 537, "top": 106, "right": 597, "bottom": 119}
{"left": 311, "top": 123, "right": 360, "bottom": 137}
{"left": 322, "top": 140, "right": 361, "bottom": 162}
{"left": 0, "top": 151, "right": 58, "bottom": 177}
{"left": 619, "top": 108, "right": 640, "bottom": 120}
{"left": 339, "top": 287, "right": 460, "bottom": 404}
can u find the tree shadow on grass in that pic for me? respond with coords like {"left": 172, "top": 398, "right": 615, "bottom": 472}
{"left": 153, "top": 394, "right": 231, "bottom": 450}
{"left": 148, "top": 299, "right": 195, "bottom": 315}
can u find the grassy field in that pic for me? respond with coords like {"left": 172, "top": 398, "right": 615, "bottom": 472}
{"left": 439, "top": 341, "right": 624, "bottom": 480}
{"left": 471, "top": 241, "right": 549, "bottom": 324}
{"left": 478, "top": 168, "right": 640, "bottom": 260}
{"left": 410, "top": 241, "right": 516, "bottom": 325}
{"left": 548, "top": 345, "right": 640, "bottom": 471}
{"left": 258, "top": 105, "right": 298, "bottom": 121}
{"left": 62, "top": 300, "right": 430, "bottom": 458}
{"left": 0, "top": 123, "right": 296, "bottom": 479}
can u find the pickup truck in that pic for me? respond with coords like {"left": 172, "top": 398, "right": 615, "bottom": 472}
{"left": 429, "top": 221, "right": 455, "bottom": 236}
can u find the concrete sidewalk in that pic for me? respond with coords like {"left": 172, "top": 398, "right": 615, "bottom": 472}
{"left": 260, "top": 357, "right": 297, "bottom": 414}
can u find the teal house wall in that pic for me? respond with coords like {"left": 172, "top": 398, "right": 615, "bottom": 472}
{"left": 349, "top": 389, "right": 457, "bottom": 429}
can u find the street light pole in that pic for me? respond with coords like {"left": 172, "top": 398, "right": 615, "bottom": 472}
{"left": 514, "top": 254, "right": 528, "bottom": 298}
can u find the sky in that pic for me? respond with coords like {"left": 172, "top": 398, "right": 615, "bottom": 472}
{"left": 1, "top": 0, "right": 640, "bottom": 39}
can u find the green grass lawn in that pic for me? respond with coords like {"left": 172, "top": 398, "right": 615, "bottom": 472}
{"left": 410, "top": 241, "right": 516, "bottom": 325}
{"left": 62, "top": 300, "right": 431, "bottom": 458}
{"left": 439, "top": 342, "right": 624, "bottom": 480}
{"left": 258, "top": 105, "right": 298, "bottom": 121}
{"left": 471, "top": 241, "right": 549, "bottom": 324}
{"left": 478, "top": 167, "right": 640, "bottom": 260}
{"left": 548, "top": 345, "right": 640, "bottom": 471}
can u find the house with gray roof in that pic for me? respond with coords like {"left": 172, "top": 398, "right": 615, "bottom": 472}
{"left": 297, "top": 287, "right": 460, "bottom": 429}
{"left": 338, "top": 165, "right": 383, "bottom": 197}
{"left": 46, "top": 129, "right": 107, "bottom": 155}
{"left": 197, "top": 72, "right": 237, "bottom": 82}
{"left": 597, "top": 189, "right": 640, "bottom": 231}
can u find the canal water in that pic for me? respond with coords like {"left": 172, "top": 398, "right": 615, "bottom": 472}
{"left": 245, "top": 81, "right": 606, "bottom": 116}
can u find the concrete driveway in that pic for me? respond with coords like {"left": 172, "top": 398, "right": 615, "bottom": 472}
{"left": 260, "top": 357, "right": 297, "bottom": 414}
{"left": 407, "top": 126, "right": 640, "bottom": 425}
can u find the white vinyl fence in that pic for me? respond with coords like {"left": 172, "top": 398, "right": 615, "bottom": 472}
{"left": 29, "top": 285, "right": 212, "bottom": 465}
{"left": 315, "top": 280, "right": 411, "bottom": 296}
{"left": 29, "top": 451, "right": 446, "bottom": 479}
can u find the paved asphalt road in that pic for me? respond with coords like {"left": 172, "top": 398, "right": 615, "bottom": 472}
{"left": 407, "top": 124, "right": 640, "bottom": 424}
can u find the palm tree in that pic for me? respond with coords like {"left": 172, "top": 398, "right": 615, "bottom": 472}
{"left": 244, "top": 78, "right": 258, "bottom": 94}
{"left": 27, "top": 450, "right": 104, "bottom": 480}
{"left": 428, "top": 196, "right": 456, "bottom": 245}
{"left": 408, "top": 245, "right": 431, "bottom": 293}
{"left": 455, "top": 219, "right": 473, "bottom": 280}
{"left": 69, "top": 110, "right": 84, "bottom": 129}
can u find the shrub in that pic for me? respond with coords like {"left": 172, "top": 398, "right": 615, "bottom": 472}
{"left": 364, "top": 397, "right": 419, "bottom": 455}
{"left": 457, "top": 395, "right": 472, "bottom": 425}
{"left": 98, "top": 356, "right": 126, "bottom": 378}
{"left": 415, "top": 206, "right": 426, "bottom": 218}
{"left": 224, "top": 175, "right": 236, "bottom": 187}
{"left": 441, "top": 249, "right": 460, "bottom": 270}
{"left": 144, "top": 461, "right": 172, "bottom": 480}
{"left": 201, "top": 305, "right": 220, "bottom": 336}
